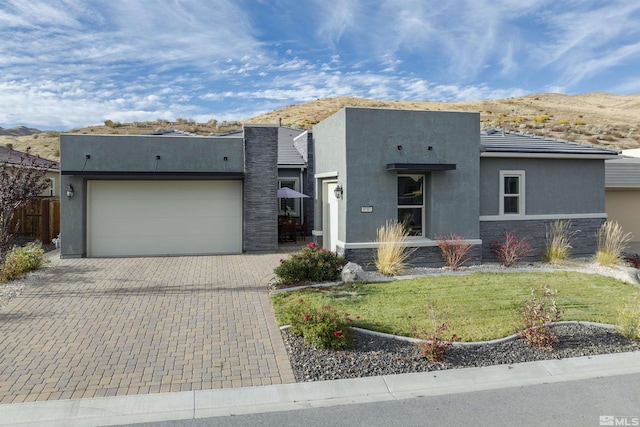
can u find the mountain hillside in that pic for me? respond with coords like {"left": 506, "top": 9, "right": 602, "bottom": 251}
{"left": 2, "top": 92, "right": 639, "bottom": 162}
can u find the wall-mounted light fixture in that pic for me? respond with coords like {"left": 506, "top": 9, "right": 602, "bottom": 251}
{"left": 66, "top": 184, "right": 74, "bottom": 199}
{"left": 334, "top": 184, "right": 343, "bottom": 199}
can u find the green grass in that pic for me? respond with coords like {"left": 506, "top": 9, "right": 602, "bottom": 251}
{"left": 271, "top": 272, "right": 640, "bottom": 342}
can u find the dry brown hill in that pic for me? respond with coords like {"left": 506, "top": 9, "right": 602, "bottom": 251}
{"left": 2, "top": 92, "right": 639, "bottom": 162}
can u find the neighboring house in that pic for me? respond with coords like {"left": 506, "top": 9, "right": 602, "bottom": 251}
{"left": 605, "top": 149, "right": 640, "bottom": 247}
{"left": 0, "top": 145, "right": 60, "bottom": 197}
{"left": 60, "top": 108, "right": 620, "bottom": 264}
{"left": 59, "top": 125, "right": 313, "bottom": 258}
{"left": 0, "top": 145, "right": 60, "bottom": 242}
{"left": 311, "top": 108, "right": 619, "bottom": 266}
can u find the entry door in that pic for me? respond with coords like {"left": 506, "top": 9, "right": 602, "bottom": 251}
{"left": 324, "top": 181, "right": 339, "bottom": 252}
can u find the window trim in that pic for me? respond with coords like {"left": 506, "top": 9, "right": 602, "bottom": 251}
{"left": 499, "top": 170, "right": 525, "bottom": 216}
{"left": 397, "top": 174, "right": 425, "bottom": 237}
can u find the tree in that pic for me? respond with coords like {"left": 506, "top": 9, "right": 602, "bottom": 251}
{"left": 0, "top": 151, "right": 51, "bottom": 255}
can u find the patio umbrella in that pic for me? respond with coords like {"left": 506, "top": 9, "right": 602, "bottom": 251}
{"left": 277, "top": 187, "right": 309, "bottom": 198}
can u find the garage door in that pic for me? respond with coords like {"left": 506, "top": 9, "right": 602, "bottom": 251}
{"left": 606, "top": 188, "right": 640, "bottom": 243}
{"left": 88, "top": 180, "right": 242, "bottom": 257}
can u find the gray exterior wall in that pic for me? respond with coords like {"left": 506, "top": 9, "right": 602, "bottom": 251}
{"left": 480, "top": 158, "right": 606, "bottom": 215}
{"left": 243, "top": 125, "right": 279, "bottom": 252}
{"left": 480, "top": 217, "right": 604, "bottom": 260}
{"left": 60, "top": 130, "right": 276, "bottom": 257}
{"left": 313, "top": 107, "right": 480, "bottom": 246}
{"left": 344, "top": 244, "right": 482, "bottom": 270}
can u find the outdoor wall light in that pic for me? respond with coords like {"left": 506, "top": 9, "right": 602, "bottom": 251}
{"left": 66, "top": 184, "right": 74, "bottom": 199}
{"left": 334, "top": 184, "right": 343, "bottom": 199}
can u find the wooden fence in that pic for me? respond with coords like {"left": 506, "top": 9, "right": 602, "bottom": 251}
{"left": 9, "top": 197, "right": 60, "bottom": 244}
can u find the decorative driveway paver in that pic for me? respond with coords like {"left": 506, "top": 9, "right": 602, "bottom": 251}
{"left": 0, "top": 253, "right": 295, "bottom": 404}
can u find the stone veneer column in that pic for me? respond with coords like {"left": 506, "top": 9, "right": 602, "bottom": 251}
{"left": 243, "top": 125, "right": 278, "bottom": 251}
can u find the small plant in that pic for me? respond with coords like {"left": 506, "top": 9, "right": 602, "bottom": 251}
{"left": 594, "top": 221, "right": 631, "bottom": 266}
{"left": 617, "top": 297, "right": 640, "bottom": 341}
{"left": 375, "top": 220, "right": 417, "bottom": 275}
{"left": 274, "top": 242, "right": 344, "bottom": 285}
{"left": 573, "top": 120, "right": 586, "bottom": 126}
{"left": 413, "top": 302, "right": 459, "bottom": 362}
{"left": 557, "top": 119, "right": 568, "bottom": 125}
{"left": 532, "top": 115, "right": 550, "bottom": 123}
{"left": 624, "top": 254, "right": 640, "bottom": 269}
{"left": 517, "top": 284, "right": 562, "bottom": 350}
{"left": 541, "top": 220, "right": 577, "bottom": 264}
{"left": 435, "top": 233, "right": 472, "bottom": 270}
{"left": 491, "top": 232, "right": 531, "bottom": 267}
{"left": 0, "top": 242, "right": 46, "bottom": 282}
{"left": 285, "top": 299, "right": 356, "bottom": 350}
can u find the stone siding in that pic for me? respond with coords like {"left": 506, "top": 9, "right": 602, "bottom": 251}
{"left": 343, "top": 244, "right": 482, "bottom": 270}
{"left": 480, "top": 217, "right": 605, "bottom": 261}
{"left": 243, "top": 126, "right": 278, "bottom": 251}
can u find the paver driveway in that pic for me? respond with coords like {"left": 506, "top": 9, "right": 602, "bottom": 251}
{"left": 0, "top": 252, "right": 295, "bottom": 404}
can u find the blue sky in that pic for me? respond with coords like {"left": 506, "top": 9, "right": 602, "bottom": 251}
{"left": 1, "top": 0, "right": 639, "bottom": 130}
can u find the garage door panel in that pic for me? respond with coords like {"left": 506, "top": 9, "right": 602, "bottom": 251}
{"left": 88, "top": 180, "right": 242, "bottom": 256}
{"left": 606, "top": 189, "right": 640, "bottom": 242}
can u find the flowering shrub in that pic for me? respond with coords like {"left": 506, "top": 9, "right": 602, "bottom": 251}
{"left": 491, "top": 232, "right": 531, "bottom": 267}
{"left": 413, "top": 302, "right": 459, "bottom": 362}
{"left": 517, "top": 284, "right": 562, "bottom": 350}
{"left": 284, "top": 298, "right": 356, "bottom": 350}
{"left": 0, "top": 242, "right": 46, "bottom": 282}
{"left": 274, "top": 242, "right": 345, "bottom": 285}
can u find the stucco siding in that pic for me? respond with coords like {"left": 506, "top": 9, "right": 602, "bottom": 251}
{"left": 480, "top": 158, "right": 605, "bottom": 216}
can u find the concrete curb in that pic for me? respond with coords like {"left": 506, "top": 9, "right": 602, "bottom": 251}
{"left": 2, "top": 351, "right": 640, "bottom": 427}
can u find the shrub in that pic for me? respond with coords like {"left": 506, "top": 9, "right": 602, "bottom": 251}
{"left": 435, "top": 233, "right": 472, "bottom": 270}
{"left": 0, "top": 242, "right": 45, "bottom": 282}
{"left": 413, "top": 302, "right": 459, "bottom": 362}
{"left": 532, "top": 115, "right": 550, "bottom": 123}
{"left": 541, "top": 220, "right": 577, "bottom": 263}
{"left": 557, "top": 119, "right": 568, "bottom": 125}
{"left": 517, "top": 284, "right": 562, "bottom": 350}
{"left": 375, "top": 220, "right": 417, "bottom": 275}
{"left": 285, "top": 298, "right": 355, "bottom": 350}
{"left": 594, "top": 221, "right": 631, "bottom": 266}
{"left": 274, "top": 242, "right": 344, "bottom": 285}
{"left": 491, "top": 232, "right": 531, "bottom": 267}
{"left": 624, "top": 254, "right": 640, "bottom": 269}
{"left": 617, "top": 297, "right": 640, "bottom": 341}
{"left": 573, "top": 120, "right": 586, "bottom": 126}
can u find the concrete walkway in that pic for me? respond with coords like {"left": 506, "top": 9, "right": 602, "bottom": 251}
{"left": 0, "top": 252, "right": 295, "bottom": 404}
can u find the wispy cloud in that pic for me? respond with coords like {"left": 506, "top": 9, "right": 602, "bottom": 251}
{"left": 0, "top": 0, "right": 638, "bottom": 129}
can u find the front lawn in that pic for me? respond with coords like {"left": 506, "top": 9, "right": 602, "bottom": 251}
{"left": 271, "top": 271, "right": 640, "bottom": 342}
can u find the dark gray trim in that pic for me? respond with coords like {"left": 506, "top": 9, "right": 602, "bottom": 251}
{"left": 62, "top": 171, "right": 243, "bottom": 178}
{"left": 386, "top": 163, "right": 456, "bottom": 172}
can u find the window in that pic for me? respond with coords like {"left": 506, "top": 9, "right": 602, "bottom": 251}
{"left": 42, "top": 177, "right": 55, "bottom": 197}
{"left": 500, "top": 171, "right": 525, "bottom": 215}
{"left": 397, "top": 174, "right": 424, "bottom": 236}
{"left": 278, "top": 178, "right": 300, "bottom": 216}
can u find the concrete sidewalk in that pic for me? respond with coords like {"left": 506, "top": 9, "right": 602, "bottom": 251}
{"left": 0, "top": 252, "right": 295, "bottom": 404}
{"left": 2, "top": 350, "right": 640, "bottom": 426}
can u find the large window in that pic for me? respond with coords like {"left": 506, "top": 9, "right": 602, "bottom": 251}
{"left": 278, "top": 178, "right": 300, "bottom": 216}
{"left": 500, "top": 171, "right": 525, "bottom": 215}
{"left": 397, "top": 175, "right": 424, "bottom": 236}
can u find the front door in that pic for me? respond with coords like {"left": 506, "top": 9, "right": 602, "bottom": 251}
{"left": 323, "top": 181, "right": 339, "bottom": 252}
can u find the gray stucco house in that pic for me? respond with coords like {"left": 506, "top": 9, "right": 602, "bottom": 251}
{"left": 311, "top": 108, "right": 619, "bottom": 266}
{"left": 60, "top": 107, "right": 619, "bottom": 265}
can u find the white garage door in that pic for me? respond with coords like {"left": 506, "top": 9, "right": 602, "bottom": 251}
{"left": 606, "top": 188, "right": 640, "bottom": 243}
{"left": 88, "top": 180, "right": 242, "bottom": 257}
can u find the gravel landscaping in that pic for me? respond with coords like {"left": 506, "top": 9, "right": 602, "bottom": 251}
{"left": 276, "top": 258, "right": 640, "bottom": 382}
{"left": 281, "top": 323, "right": 640, "bottom": 382}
